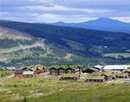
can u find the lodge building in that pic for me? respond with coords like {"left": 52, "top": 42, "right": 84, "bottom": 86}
{"left": 49, "top": 65, "right": 82, "bottom": 75}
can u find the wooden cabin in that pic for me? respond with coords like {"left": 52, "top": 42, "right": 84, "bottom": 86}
{"left": 116, "top": 73, "right": 128, "bottom": 79}
{"left": 85, "top": 70, "right": 116, "bottom": 82}
{"left": 101, "top": 74, "right": 116, "bottom": 81}
{"left": 75, "top": 66, "right": 83, "bottom": 74}
{"left": 23, "top": 71, "right": 34, "bottom": 78}
{"left": 58, "top": 67, "right": 66, "bottom": 75}
{"left": 60, "top": 74, "right": 79, "bottom": 81}
{"left": 49, "top": 65, "right": 82, "bottom": 75}
{"left": 49, "top": 67, "right": 58, "bottom": 75}
{"left": 14, "top": 70, "right": 24, "bottom": 78}
{"left": 49, "top": 67, "right": 67, "bottom": 75}
{"left": 66, "top": 68, "right": 75, "bottom": 74}
{"left": 85, "top": 76, "right": 105, "bottom": 82}
{"left": 101, "top": 71, "right": 116, "bottom": 81}
{"left": 34, "top": 67, "right": 43, "bottom": 74}
{"left": 27, "top": 65, "right": 47, "bottom": 74}
{"left": 34, "top": 66, "right": 47, "bottom": 74}
{"left": 122, "top": 69, "right": 130, "bottom": 78}
{"left": 42, "top": 66, "right": 47, "bottom": 73}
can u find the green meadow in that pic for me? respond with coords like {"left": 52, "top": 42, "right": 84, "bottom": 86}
{"left": 0, "top": 72, "right": 130, "bottom": 102}
{"left": 0, "top": 71, "right": 13, "bottom": 78}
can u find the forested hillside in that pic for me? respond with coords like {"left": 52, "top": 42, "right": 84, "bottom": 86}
{"left": 0, "top": 20, "right": 130, "bottom": 67}
{"left": 0, "top": 38, "right": 37, "bottom": 49}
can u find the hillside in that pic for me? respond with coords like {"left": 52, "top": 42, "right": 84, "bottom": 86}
{"left": 52, "top": 18, "right": 130, "bottom": 33}
{"left": 0, "top": 27, "right": 43, "bottom": 64}
{"left": 0, "top": 27, "right": 32, "bottom": 40}
{"left": 0, "top": 20, "right": 130, "bottom": 67}
{"left": 0, "top": 26, "right": 85, "bottom": 67}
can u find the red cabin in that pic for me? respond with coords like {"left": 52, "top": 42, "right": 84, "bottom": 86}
{"left": 14, "top": 70, "right": 24, "bottom": 78}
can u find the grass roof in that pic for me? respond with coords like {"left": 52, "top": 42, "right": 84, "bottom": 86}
{"left": 116, "top": 73, "right": 128, "bottom": 76}
{"left": 91, "top": 70, "right": 114, "bottom": 76}
{"left": 91, "top": 72, "right": 103, "bottom": 76}
{"left": 102, "top": 71, "right": 114, "bottom": 76}
{"left": 86, "top": 76, "right": 104, "bottom": 80}
{"left": 50, "top": 65, "right": 79, "bottom": 69}
{"left": 122, "top": 69, "right": 130, "bottom": 72}
{"left": 85, "top": 70, "right": 116, "bottom": 80}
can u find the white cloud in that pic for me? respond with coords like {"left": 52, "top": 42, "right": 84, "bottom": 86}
{"left": 0, "top": 0, "right": 130, "bottom": 23}
{"left": 38, "top": 13, "right": 97, "bottom": 23}
{"left": 112, "top": 17, "right": 130, "bottom": 23}
{"left": 23, "top": 5, "right": 112, "bottom": 13}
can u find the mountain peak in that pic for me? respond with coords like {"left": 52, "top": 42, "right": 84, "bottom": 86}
{"left": 51, "top": 17, "right": 130, "bottom": 33}
{"left": 95, "top": 17, "right": 121, "bottom": 22}
{"left": 54, "top": 21, "right": 65, "bottom": 24}
{"left": 85, "top": 17, "right": 128, "bottom": 26}
{"left": 97, "top": 17, "right": 112, "bottom": 21}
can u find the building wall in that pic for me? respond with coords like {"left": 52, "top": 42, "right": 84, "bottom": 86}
{"left": 15, "top": 74, "right": 23, "bottom": 78}
{"left": 58, "top": 69, "right": 65, "bottom": 75}
{"left": 66, "top": 69, "right": 75, "bottom": 74}
{"left": 50, "top": 69, "right": 58, "bottom": 75}
{"left": 23, "top": 75, "right": 34, "bottom": 78}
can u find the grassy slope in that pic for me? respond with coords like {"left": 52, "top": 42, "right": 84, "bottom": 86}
{"left": 0, "top": 27, "right": 32, "bottom": 40}
{"left": 104, "top": 53, "right": 130, "bottom": 58}
{"left": 0, "top": 27, "right": 46, "bottom": 65}
{"left": 0, "top": 75, "right": 130, "bottom": 102}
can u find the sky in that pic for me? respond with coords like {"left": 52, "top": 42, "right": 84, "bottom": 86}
{"left": 0, "top": 0, "right": 130, "bottom": 23}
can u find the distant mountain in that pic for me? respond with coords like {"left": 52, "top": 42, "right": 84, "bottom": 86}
{"left": 0, "top": 20, "right": 130, "bottom": 67}
{"left": 52, "top": 18, "right": 130, "bottom": 33}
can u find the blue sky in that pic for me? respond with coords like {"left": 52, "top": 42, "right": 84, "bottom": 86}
{"left": 0, "top": 0, "right": 130, "bottom": 23}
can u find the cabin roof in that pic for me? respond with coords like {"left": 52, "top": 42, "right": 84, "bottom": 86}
{"left": 91, "top": 72, "right": 103, "bottom": 76}
{"left": 116, "top": 73, "right": 128, "bottom": 76}
{"left": 28, "top": 67, "right": 42, "bottom": 71}
{"left": 102, "top": 70, "right": 115, "bottom": 76}
{"left": 86, "top": 75, "right": 104, "bottom": 80}
{"left": 15, "top": 70, "right": 23, "bottom": 74}
{"left": 50, "top": 65, "right": 78, "bottom": 70}
{"left": 21, "top": 67, "right": 33, "bottom": 71}
{"left": 122, "top": 69, "right": 130, "bottom": 73}
{"left": 22, "top": 64, "right": 46, "bottom": 71}
{"left": 91, "top": 71, "right": 115, "bottom": 77}
{"left": 23, "top": 71, "right": 34, "bottom": 75}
